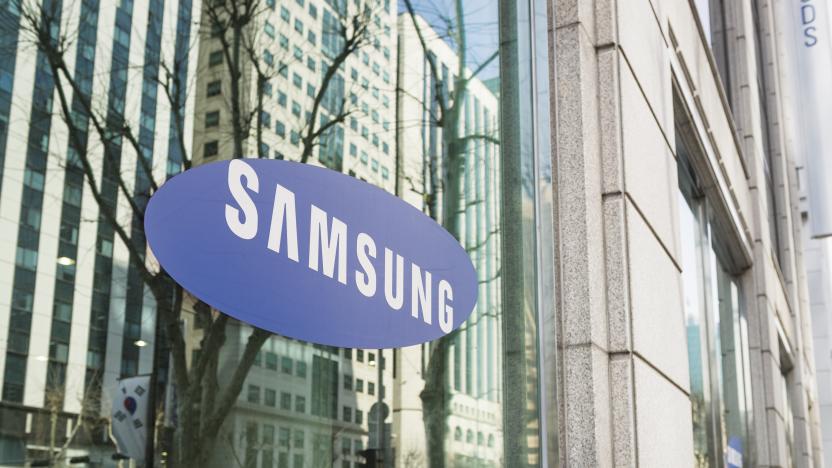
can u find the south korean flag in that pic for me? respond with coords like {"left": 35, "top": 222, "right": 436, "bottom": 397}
{"left": 111, "top": 375, "right": 151, "bottom": 463}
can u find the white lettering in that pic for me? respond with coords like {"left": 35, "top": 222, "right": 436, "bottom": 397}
{"left": 267, "top": 184, "right": 299, "bottom": 262}
{"left": 308, "top": 205, "right": 348, "bottom": 285}
{"left": 225, "top": 160, "right": 259, "bottom": 240}
{"left": 384, "top": 248, "right": 404, "bottom": 310}
{"left": 222, "top": 163, "right": 461, "bottom": 335}
{"left": 411, "top": 263, "right": 432, "bottom": 325}
{"left": 438, "top": 279, "right": 453, "bottom": 333}
{"left": 355, "top": 233, "right": 377, "bottom": 297}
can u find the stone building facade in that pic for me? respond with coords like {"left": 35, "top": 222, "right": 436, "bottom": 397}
{"left": 551, "top": 0, "right": 823, "bottom": 466}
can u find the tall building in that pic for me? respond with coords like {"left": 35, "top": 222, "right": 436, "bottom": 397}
{"left": 191, "top": 0, "right": 398, "bottom": 192}
{"left": 0, "top": 0, "right": 199, "bottom": 463}
{"left": 549, "top": 0, "right": 824, "bottom": 465}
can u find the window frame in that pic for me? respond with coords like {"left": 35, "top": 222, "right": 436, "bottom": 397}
{"left": 676, "top": 104, "right": 756, "bottom": 468}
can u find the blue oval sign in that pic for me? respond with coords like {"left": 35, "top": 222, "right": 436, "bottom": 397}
{"left": 145, "top": 159, "right": 477, "bottom": 348}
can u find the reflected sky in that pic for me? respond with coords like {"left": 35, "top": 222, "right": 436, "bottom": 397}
{"left": 398, "top": 0, "right": 500, "bottom": 81}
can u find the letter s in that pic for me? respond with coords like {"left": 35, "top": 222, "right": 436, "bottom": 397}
{"left": 355, "top": 233, "right": 377, "bottom": 297}
{"left": 225, "top": 159, "right": 259, "bottom": 239}
{"left": 805, "top": 26, "right": 818, "bottom": 47}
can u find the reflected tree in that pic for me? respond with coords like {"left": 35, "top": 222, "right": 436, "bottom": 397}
{"left": 15, "top": 0, "right": 375, "bottom": 465}
{"left": 400, "top": 1, "right": 500, "bottom": 466}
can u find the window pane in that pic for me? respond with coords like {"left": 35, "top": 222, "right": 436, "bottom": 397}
{"left": 152, "top": 0, "right": 551, "bottom": 465}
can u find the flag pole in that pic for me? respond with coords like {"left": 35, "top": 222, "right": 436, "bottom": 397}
{"left": 145, "top": 301, "right": 164, "bottom": 468}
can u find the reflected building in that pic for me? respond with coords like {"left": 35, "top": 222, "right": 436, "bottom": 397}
{"left": 189, "top": 0, "right": 399, "bottom": 466}
{"left": 192, "top": 0, "right": 398, "bottom": 193}
{"left": 0, "top": 0, "right": 198, "bottom": 464}
{"left": 195, "top": 5, "right": 508, "bottom": 466}
{"left": 394, "top": 14, "right": 503, "bottom": 467}
{"left": 204, "top": 323, "right": 394, "bottom": 468}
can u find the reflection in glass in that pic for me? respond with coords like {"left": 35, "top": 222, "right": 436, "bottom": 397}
{"left": 679, "top": 188, "right": 713, "bottom": 468}
{"left": 0, "top": 0, "right": 547, "bottom": 464}
{"left": 188, "top": 0, "right": 546, "bottom": 467}
{"left": 678, "top": 142, "right": 754, "bottom": 467}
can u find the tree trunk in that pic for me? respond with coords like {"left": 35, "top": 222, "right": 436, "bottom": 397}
{"left": 419, "top": 105, "right": 464, "bottom": 467}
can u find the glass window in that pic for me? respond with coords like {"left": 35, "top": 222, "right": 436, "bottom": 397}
{"left": 341, "top": 437, "right": 351, "bottom": 455}
{"left": 343, "top": 374, "right": 352, "bottom": 390}
{"left": 247, "top": 385, "right": 260, "bottom": 404}
{"left": 265, "top": 351, "right": 277, "bottom": 370}
{"left": 278, "top": 427, "right": 290, "bottom": 449}
{"left": 281, "top": 356, "right": 293, "bottom": 374}
{"left": 204, "top": 140, "right": 218, "bottom": 159}
{"left": 204, "top": 111, "right": 219, "bottom": 128}
{"left": 295, "top": 395, "right": 306, "bottom": 413}
{"left": 678, "top": 132, "right": 754, "bottom": 467}
{"left": 263, "top": 424, "right": 275, "bottom": 444}
{"left": 136, "top": 1, "right": 554, "bottom": 466}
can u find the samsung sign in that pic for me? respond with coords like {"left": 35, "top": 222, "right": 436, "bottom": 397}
{"left": 145, "top": 159, "right": 477, "bottom": 348}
